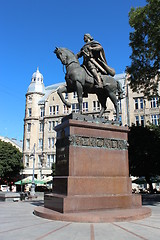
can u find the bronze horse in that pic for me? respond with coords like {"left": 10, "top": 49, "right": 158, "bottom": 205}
{"left": 54, "top": 47, "right": 123, "bottom": 120}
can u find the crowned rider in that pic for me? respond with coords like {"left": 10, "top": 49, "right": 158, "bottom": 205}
{"left": 76, "top": 33, "right": 115, "bottom": 88}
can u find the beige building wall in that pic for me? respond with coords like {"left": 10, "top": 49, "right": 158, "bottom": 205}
{"left": 23, "top": 69, "right": 159, "bottom": 180}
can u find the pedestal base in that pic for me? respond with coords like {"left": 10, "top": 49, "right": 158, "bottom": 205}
{"left": 44, "top": 193, "right": 142, "bottom": 213}
{"left": 34, "top": 206, "right": 151, "bottom": 223}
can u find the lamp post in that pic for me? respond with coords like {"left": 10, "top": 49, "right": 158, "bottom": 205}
{"left": 20, "top": 169, "right": 23, "bottom": 193}
{"left": 30, "top": 143, "right": 35, "bottom": 196}
{"left": 40, "top": 153, "right": 44, "bottom": 179}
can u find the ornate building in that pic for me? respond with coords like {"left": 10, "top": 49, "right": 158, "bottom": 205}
{"left": 23, "top": 68, "right": 160, "bottom": 179}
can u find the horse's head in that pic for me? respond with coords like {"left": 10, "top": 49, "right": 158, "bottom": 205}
{"left": 54, "top": 47, "right": 78, "bottom": 66}
{"left": 54, "top": 47, "right": 69, "bottom": 65}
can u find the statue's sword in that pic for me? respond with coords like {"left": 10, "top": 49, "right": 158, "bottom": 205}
{"left": 82, "top": 50, "right": 107, "bottom": 74}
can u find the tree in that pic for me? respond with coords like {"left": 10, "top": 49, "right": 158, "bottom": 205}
{"left": 127, "top": 0, "right": 160, "bottom": 98}
{"left": 0, "top": 140, "right": 23, "bottom": 186}
{"left": 128, "top": 124, "right": 160, "bottom": 192}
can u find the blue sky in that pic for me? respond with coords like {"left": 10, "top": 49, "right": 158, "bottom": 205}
{"left": 0, "top": 0, "right": 146, "bottom": 141}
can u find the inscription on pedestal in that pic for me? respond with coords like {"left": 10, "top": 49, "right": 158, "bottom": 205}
{"left": 56, "top": 139, "right": 69, "bottom": 176}
{"left": 69, "top": 135, "right": 128, "bottom": 150}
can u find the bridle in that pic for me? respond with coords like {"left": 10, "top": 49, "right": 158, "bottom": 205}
{"left": 57, "top": 49, "right": 79, "bottom": 75}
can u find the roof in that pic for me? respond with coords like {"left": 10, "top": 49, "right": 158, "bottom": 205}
{"left": 27, "top": 68, "right": 45, "bottom": 94}
{"left": 0, "top": 136, "right": 23, "bottom": 152}
{"left": 38, "top": 82, "right": 65, "bottom": 104}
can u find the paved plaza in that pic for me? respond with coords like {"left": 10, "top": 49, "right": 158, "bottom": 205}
{"left": 0, "top": 200, "right": 160, "bottom": 240}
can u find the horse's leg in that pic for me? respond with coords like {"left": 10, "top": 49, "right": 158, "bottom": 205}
{"left": 76, "top": 81, "right": 83, "bottom": 114}
{"left": 107, "top": 91, "right": 119, "bottom": 121}
{"left": 97, "top": 93, "right": 107, "bottom": 118}
{"left": 57, "top": 85, "right": 71, "bottom": 108}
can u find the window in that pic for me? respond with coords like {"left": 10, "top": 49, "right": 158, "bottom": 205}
{"left": 38, "top": 138, "right": 43, "bottom": 149}
{"left": 73, "top": 92, "right": 77, "bottom": 99}
{"left": 48, "top": 138, "right": 51, "bottom": 148}
{"left": 83, "top": 102, "right": 88, "bottom": 112}
{"left": 47, "top": 154, "right": 55, "bottom": 167}
{"left": 52, "top": 121, "right": 55, "bottom": 130}
{"left": 25, "top": 155, "right": 29, "bottom": 167}
{"left": 150, "top": 97, "right": 158, "bottom": 108}
{"left": 141, "top": 116, "right": 144, "bottom": 126}
{"left": 93, "top": 101, "right": 96, "bottom": 111}
{"left": 27, "top": 123, "right": 31, "bottom": 132}
{"left": 49, "top": 106, "right": 52, "bottom": 115}
{"left": 72, "top": 103, "right": 79, "bottom": 113}
{"left": 26, "top": 139, "right": 30, "bottom": 149}
{"left": 119, "top": 115, "right": 122, "bottom": 123}
{"left": 63, "top": 105, "right": 69, "bottom": 114}
{"left": 28, "top": 108, "right": 32, "bottom": 117}
{"left": 49, "top": 106, "right": 59, "bottom": 115}
{"left": 38, "top": 155, "right": 41, "bottom": 167}
{"left": 93, "top": 101, "right": 100, "bottom": 111}
{"left": 28, "top": 96, "right": 32, "bottom": 102}
{"left": 53, "top": 106, "right": 55, "bottom": 115}
{"left": 134, "top": 98, "right": 138, "bottom": 110}
{"left": 151, "top": 114, "right": 159, "bottom": 125}
{"left": 48, "top": 121, "right": 51, "bottom": 131}
{"left": 40, "top": 107, "right": 45, "bottom": 117}
{"left": 140, "top": 98, "right": 143, "bottom": 109}
{"left": 39, "top": 122, "right": 44, "bottom": 132}
{"left": 55, "top": 120, "right": 59, "bottom": 126}
{"left": 52, "top": 138, "right": 55, "bottom": 148}
{"left": 56, "top": 105, "right": 59, "bottom": 114}
{"left": 65, "top": 93, "right": 68, "bottom": 100}
{"left": 135, "top": 116, "right": 139, "bottom": 126}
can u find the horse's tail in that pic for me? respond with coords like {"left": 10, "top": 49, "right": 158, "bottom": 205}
{"left": 116, "top": 80, "right": 124, "bottom": 99}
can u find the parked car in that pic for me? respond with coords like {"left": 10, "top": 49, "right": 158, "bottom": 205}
{"left": 0, "top": 185, "right": 10, "bottom": 192}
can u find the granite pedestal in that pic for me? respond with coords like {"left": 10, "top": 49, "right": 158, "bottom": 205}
{"left": 35, "top": 113, "right": 151, "bottom": 222}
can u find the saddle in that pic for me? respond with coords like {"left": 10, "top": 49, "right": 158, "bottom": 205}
{"left": 82, "top": 65, "right": 110, "bottom": 88}
{"left": 82, "top": 65, "right": 101, "bottom": 85}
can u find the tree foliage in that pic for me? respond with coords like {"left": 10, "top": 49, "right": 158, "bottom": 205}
{"left": 0, "top": 140, "right": 23, "bottom": 185}
{"left": 127, "top": 0, "right": 160, "bottom": 98}
{"left": 128, "top": 124, "right": 160, "bottom": 191}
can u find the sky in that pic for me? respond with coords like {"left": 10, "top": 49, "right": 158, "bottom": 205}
{"left": 0, "top": 0, "right": 147, "bottom": 141}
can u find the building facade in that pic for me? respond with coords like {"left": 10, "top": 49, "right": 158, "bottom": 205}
{"left": 23, "top": 68, "right": 160, "bottom": 180}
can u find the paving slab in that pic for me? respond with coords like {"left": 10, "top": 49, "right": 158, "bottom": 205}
{"left": 0, "top": 200, "right": 160, "bottom": 240}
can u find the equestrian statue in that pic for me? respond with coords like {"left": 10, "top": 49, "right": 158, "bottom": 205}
{"left": 54, "top": 33, "right": 123, "bottom": 120}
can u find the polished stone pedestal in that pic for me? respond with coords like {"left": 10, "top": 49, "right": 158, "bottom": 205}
{"left": 35, "top": 113, "right": 151, "bottom": 222}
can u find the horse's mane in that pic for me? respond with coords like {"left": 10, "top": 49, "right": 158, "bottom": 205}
{"left": 61, "top": 48, "right": 77, "bottom": 58}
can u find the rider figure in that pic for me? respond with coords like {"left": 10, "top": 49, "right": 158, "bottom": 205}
{"left": 76, "top": 33, "right": 115, "bottom": 88}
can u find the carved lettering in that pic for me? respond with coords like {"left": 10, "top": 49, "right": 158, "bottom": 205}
{"left": 104, "top": 139, "right": 112, "bottom": 148}
{"left": 75, "top": 136, "right": 82, "bottom": 145}
{"left": 97, "top": 138, "right": 104, "bottom": 147}
{"left": 90, "top": 137, "right": 97, "bottom": 147}
{"left": 82, "top": 137, "right": 90, "bottom": 146}
{"left": 112, "top": 140, "right": 118, "bottom": 148}
{"left": 56, "top": 134, "right": 127, "bottom": 150}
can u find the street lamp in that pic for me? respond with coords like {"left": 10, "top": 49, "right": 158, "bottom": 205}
{"left": 30, "top": 143, "right": 35, "bottom": 196}
{"left": 39, "top": 153, "right": 44, "bottom": 179}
